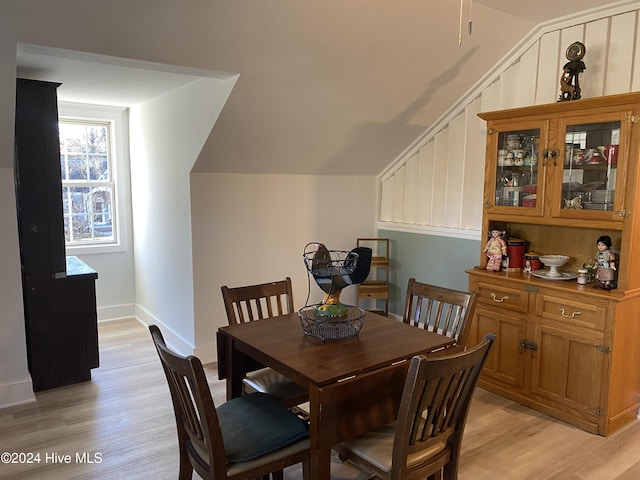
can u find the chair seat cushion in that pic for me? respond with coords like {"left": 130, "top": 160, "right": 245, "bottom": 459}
{"left": 337, "top": 421, "right": 447, "bottom": 472}
{"left": 217, "top": 392, "right": 309, "bottom": 463}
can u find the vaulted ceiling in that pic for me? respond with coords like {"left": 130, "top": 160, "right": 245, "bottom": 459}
{"left": 15, "top": 0, "right": 614, "bottom": 176}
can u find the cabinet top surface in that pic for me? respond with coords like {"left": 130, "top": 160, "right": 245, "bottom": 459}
{"left": 466, "top": 268, "right": 640, "bottom": 301}
{"left": 66, "top": 256, "right": 98, "bottom": 278}
{"left": 478, "top": 91, "right": 640, "bottom": 121}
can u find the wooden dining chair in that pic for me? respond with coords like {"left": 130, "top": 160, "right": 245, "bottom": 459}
{"left": 149, "top": 325, "right": 310, "bottom": 480}
{"left": 402, "top": 278, "right": 478, "bottom": 350}
{"left": 334, "top": 333, "right": 495, "bottom": 480}
{"left": 221, "top": 277, "right": 308, "bottom": 409}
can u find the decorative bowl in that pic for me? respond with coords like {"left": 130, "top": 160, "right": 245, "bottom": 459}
{"left": 539, "top": 255, "right": 570, "bottom": 277}
{"left": 298, "top": 305, "right": 365, "bottom": 341}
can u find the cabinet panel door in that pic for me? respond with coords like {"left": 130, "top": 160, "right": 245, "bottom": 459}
{"left": 484, "top": 118, "right": 548, "bottom": 217}
{"left": 550, "top": 110, "right": 632, "bottom": 222}
{"left": 529, "top": 322, "right": 605, "bottom": 422}
{"left": 474, "top": 307, "right": 526, "bottom": 388}
{"left": 15, "top": 79, "right": 66, "bottom": 280}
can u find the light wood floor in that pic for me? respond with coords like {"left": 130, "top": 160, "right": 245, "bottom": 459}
{"left": 1, "top": 318, "right": 640, "bottom": 480}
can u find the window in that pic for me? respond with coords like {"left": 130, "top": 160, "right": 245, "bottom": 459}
{"left": 58, "top": 102, "right": 129, "bottom": 253}
{"left": 60, "top": 120, "right": 115, "bottom": 244}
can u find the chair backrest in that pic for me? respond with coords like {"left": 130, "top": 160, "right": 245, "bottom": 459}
{"left": 221, "top": 277, "right": 294, "bottom": 325}
{"left": 402, "top": 278, "right": 478, "bottom": 347}
{"left": 149, "top": 324, "right": 227, "bottom": 480}
{"left": 392, "top": 333, "right": 495, "bottom": 479}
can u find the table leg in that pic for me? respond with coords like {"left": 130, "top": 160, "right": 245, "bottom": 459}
{"left": 221, "top": 335, "right": 245, "bottom": 400}
{"left": 307, "top": 386, "right": 331, "bottom": 480}
{"left": 306, "top": 362, "right": 408, "bottom": 480}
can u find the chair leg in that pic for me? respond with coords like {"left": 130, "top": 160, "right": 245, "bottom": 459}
{"left": 178, "top": 464, "right": 192, "bottom": 480}
{"left": 177, "top": 446, "right": 192, "bottom": 480}
{"left": 301, "top": 459, "right": 311, "bottom": 480}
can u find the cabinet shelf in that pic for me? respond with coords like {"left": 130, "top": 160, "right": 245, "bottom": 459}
{"left": 370, "top": 256, "right": 389, "bottom": 267}
{"left": 357, "top": 238, "right": 389, "bottom": 316}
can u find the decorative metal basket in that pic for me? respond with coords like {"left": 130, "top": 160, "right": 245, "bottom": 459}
{"left": 298, "top": 305, "right": 365, "bottom": 341}
{"left": 302, "top": 246, "right": 358, "bottom": 279}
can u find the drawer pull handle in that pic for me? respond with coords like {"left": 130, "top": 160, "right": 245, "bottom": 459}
{"left": 559, "top": 308, "right": 581, "bottom": 319}
{"left": 491, "top": 293, "right": 509, "bottom": 303}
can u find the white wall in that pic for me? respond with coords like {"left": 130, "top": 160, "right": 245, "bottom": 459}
{"left": 129, "top": 77, "right": 236, "bottom": 354}
{"left": 0, "top": 13, "right": 35, "bottom": 407}
{"left": 0, "top": 168, "right": 35, "bottom": 407}
{"left": 59, "top": 102, "right": 137, "bottom": 322}
{"left": 191, "top": 173, "right": 378, "bottom": 363}
{"left": 379, "top": 3, "right": 640, "bottom": 238}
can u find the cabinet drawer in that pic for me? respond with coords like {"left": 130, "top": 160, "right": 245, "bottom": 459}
{"left": 534, "top": 293, "right": 609, "bottom": 332}
{"left": 474, "top": 281, "right": 528, "bottom": 314}
{"left": 358, "top": 281, "right": 388, "bottom": 299}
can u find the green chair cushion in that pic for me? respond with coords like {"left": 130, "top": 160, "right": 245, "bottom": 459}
{"left": 217, "top": 392, "right": 309, "bottom": 462}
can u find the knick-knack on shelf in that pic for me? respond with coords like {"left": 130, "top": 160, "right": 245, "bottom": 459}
{"left": 483, "top": 226, "right": 507, "bottom": 272}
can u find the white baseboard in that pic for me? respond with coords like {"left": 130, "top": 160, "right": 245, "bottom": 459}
{"left": 0, "top": 379, "right": 35, "bottom": 409}
{"left": 98, "top": 303, "right": 218, "bottom": 364}
{"left": 134, "top": 305, "right": 196, "bottom": 359}
{"left": 97, "top": 303, "right": 135, "bottom": 322}
{"left": 194, "top": 340, "right": 217, "bottom": 366}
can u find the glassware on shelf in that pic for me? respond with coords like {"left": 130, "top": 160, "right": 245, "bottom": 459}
{"left": 495, "top": 128, "right": 540, "bottom": 208}
{"left": 562, "top": 121, "right": 620, "bottom": 211}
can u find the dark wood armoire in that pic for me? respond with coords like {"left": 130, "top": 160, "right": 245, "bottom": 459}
{"left": 14, "top": 78, "right": 99, "bottom": 392}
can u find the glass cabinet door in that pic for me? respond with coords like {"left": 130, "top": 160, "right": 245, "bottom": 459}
{"left": 560, "top": 120, "right": 620, "bottom": 212}
{"left": 492, "top": 126, "right": 541, "bottom": 212}
{"left": 550, "top": 108, "right": 632, "bottom": 222}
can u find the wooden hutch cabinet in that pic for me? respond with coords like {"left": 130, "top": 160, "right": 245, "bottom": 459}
{"left": 15, "top": 78, "right": 99, "bottom": 392}
{"left": 467, "top": 92, "right": 640, "bottom": 436}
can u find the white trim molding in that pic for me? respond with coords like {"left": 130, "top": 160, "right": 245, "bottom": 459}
{"left": 0, "top": 379, "right": 35, "bottom": 409}
{"left": 378, "top": 221, "right": 481, "bottom": 241}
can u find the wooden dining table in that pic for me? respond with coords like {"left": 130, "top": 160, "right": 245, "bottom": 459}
{"left": 217, "top": 309, "right": 455, "bottom": 480}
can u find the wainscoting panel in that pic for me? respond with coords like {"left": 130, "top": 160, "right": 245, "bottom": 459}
{"left": 606, "top": 12, "right": 636, "bottom": 95}
{"left": 460, "top": 97, "right": 484, "bottom": 230}
{"left": 417, "top": 141, "right": 434, "bottom": 225}
{"left": 379, "top": 4, "right": 640, "bottom": 240}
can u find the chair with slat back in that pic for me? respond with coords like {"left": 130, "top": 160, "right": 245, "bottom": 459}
{"left": 149, "top": 325, "right": 310, "bottom": 480}
{"left": 334, "top": 333, "right": 495, "bottom": 480}
{"left": 221, "top": 277, "right": 308, "bottom": 409}
{"left": 402, "top": 278, "right": 478, "bottom": 350}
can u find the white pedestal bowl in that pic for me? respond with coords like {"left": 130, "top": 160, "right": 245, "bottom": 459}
{"left": 539, "top": 255, "right": 570, "bottom": 277}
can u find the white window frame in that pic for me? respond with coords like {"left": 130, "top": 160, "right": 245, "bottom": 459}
{"left": 59, "top": 102, "right": 130, "bottom": 254}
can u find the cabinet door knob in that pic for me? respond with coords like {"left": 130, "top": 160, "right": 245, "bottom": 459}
{"left": 559, "top": 308, "right": 581, "bottom": 319}
{"left": 491, "top": 293, "right": 509, "bottom": 303}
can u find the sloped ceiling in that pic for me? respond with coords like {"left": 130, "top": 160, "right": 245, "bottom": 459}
{"left": 15, "top": 0, "right": 615, "bottom": 176}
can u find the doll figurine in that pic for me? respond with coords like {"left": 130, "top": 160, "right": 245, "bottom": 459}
{"left": 594, "top": 235, "right": 616, "bottom": 289}
{"left": 483, "top": 227, "right": 507, "bottom": 272}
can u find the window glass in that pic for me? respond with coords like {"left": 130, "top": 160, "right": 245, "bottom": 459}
{"left": 59, "top": 120, "right": 115, "bottom": 244}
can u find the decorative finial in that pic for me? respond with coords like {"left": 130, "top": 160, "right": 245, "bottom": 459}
{"left": 558, "top": 41, "right": 586, "bottom": 102}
